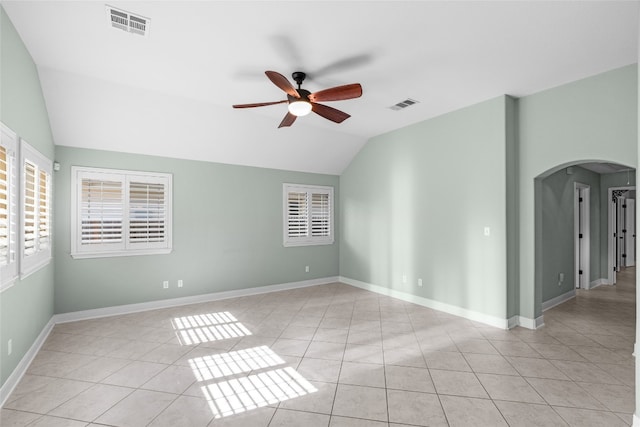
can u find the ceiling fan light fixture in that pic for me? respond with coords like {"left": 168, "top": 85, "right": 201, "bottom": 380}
{"left": 288, "top": 100, "right": 312, "bottom": 116}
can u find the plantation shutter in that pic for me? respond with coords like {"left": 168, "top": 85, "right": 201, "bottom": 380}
{"left": 71, "top": 167, "right": 172, "bottom": 258}
{"left": 287, "top": 191, "right": 308, "bottom": 238}
{"left": 283, "top": 184, "right": 333, "bottom": 246}
{"left": 38, "top": 169, "right": 51, "bottom": 251}
{"left": 0, "top": 146, "right": 8, "bottom": 267}
{"left": 0, "top": 125, "right": 18, "bottom": 288}
{"left": 0, "top": 146, "right": 16, "bottom": 266}
{"left": 129, "top": 180, "right": 166, "bottom": 244}
{"left": 311, "top": 192, "right": 330, "bottom": 237}
{"left": 23, "top": 160, "right": 36, "bottom": 257}
{"left": 80, "top": 178, "right": 123, "bottom": 246}
{"left": 20, "top": 140, "right": 53, "bottom": 277}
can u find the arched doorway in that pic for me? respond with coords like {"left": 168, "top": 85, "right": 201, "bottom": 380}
{"left": 534, "top": 161, "right": 636, "bottom": 318}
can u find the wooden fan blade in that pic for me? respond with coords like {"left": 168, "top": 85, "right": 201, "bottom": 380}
{"left": 309, "top": 83, "right": 362, "bottom": 103}
{"left": 233, "top": 100, "right": 287, "bottom": 109}
{"left": 265, "top": 71, "right": 299, "bottom": 98}
{"left": 311, "top": 103, "right": 351, "bottom": 123}
{"left": 278, "top": 112, "right": 297, "bottom": 128}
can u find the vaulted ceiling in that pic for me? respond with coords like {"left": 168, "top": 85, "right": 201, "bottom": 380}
{"left": 3, "top": 1, "right": 639, "bottom": 174}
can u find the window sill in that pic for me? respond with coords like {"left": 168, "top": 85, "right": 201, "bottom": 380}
{"left": 0, "top": 278, "right": 17, "bottom": 293}
{"left": 70, "top": 248, "right": 172, "bottom": 259}
{"left": 20, "top": 257, "right": 52, "bottom": 280}
{"left": 283, "top": 239, "right": 334, "bottom": 247}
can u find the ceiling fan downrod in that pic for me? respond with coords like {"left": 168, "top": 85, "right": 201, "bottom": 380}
{"left": 291, "top": 71, "right": 306, "bottom": 89}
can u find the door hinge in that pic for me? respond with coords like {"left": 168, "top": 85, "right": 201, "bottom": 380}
{"left": 622, "top": 254, "right": 627, "bottom": 258}
{"left": 579, "top": 233, "right": 583, "bottom": 239}
{"left": 579, "top": 270, "right": 583, "bottom": 275}
{"left": 579, "top": 197, "right": 583, "bottom": 202}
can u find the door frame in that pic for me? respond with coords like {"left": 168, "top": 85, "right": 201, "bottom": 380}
{"left": 574, "top": 182, "right": 590, "bottom": 289}
{"left": 608, "top": 185, "right": 636, "bottom": 285}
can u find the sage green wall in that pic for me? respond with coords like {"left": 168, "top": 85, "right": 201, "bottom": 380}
{"left": 540, "top": 166, "right": 600, "bottom": 303}
{"left": 340, "top": 96, "right": 509, "bottom": 319}
{"left": 54, "top": 146, "right": 339, "bottom": 314}
{"left": 519, "top": 65, "right": 638, "bottom": 320}
{"left": 505, "top": 96, "right": 519, "bottom": 318}
{"left": 0, "top": 8, "right": 56, "bottom": 387}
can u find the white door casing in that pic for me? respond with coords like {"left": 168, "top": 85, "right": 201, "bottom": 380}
{"left": 574, "top": 183, "right": 590, "bottom": 289}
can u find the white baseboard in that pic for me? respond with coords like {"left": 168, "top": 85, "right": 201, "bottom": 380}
{"left": 633, "top": 414, "right": 640, "bottom": 427}
{"left": 517, "top": 315, "right": 545, "bottom": 329}
{"left": 0, "top": 318, "right": 55, "bottom": 407}
{"left": 589, "top": 278, "right": 609, "bottom": 289}
{"left": 507, "top": 316, "right": 519, "bottom": 329}
{"left": 542, "top": 289, "right": 576, "bottom": 312}
{"left": 54, "top": 276, "right": 339, "bottom": 324}
{"left": 339, "top": 276, "right": 511, "bottom": 329}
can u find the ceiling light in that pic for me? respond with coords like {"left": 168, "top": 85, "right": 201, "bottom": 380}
{"left": 288, "top": 100, "right": 312, "bottom": 117}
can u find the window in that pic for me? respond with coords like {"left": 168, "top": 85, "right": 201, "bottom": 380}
{"left": 20, "top": 140, "right": 52, "bottom": 277}
{"left": 71, "top": 166, "right": 172, "bottom": 258}
{"left": 0, "top": 124, "right": 18, "bottom": 289}
{"left": 283, "top": 183, "right": 334, "bottom": 247}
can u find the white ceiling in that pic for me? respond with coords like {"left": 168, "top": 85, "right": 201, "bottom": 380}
{"left": 3, "top": 1, "right": 639, "bottom": 175}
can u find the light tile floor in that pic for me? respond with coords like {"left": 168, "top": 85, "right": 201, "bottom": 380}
{"left": 1, "top": 267, "right": 635, "bottom": 426}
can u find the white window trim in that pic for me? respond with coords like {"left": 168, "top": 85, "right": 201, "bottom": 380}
{"left": 70, "top": 166, "right": 173, "bottom": 259}
{"left": 20, "top": 139, "right": 53, "bottom": 279}
{"left": 0, "top": 123, "right": 19, "bottom": 290}
{"left": 283, "top": 183, "right": 334, "bottom": 247}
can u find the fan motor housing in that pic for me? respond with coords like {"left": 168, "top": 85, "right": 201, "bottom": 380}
{"left": 289, "top": 89, "right": 311, "bottom": 102}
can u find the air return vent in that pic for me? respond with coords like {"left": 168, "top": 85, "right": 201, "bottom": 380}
{"left": 106, "top": 5, "right": 150, "bottom": 37}
{"left": 389, "top": 98, "right": 419, "bottom": 111}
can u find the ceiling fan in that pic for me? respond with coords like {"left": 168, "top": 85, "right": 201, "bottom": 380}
{"left": 233, "top": 71, "right": 362, "bottom": 128}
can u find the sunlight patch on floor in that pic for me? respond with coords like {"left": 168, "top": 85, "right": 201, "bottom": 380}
{"left": 172, "top": 311, "right": 252, "bottom": 345}
{"left": 189, "top": 345, "right": 284, "bottom": 380}
{"left": 200, "top": 366, "right": 317, "bottom": 418}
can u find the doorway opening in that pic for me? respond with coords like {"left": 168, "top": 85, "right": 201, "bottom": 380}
{"left": 608, "top": 186, "right": 636, "bottom": 285}
{"left": 536, "top": 161, "right": 635, "bottom": 318}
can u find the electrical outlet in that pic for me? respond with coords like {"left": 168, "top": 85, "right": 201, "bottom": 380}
{"left": 305, "top": 266, "right": 309, "bottom": 273}
{"left": 558, "top": 273, "right": 564, "bottom": 286}
{"left": 8, "top": 339, "right": 12, "bottom": 356}
{"left": 418, "top": 278, "right": 423, "bottom": 287}
{"left": 402, "top": 274, "right": 407, "bottom": 284}
{"left": 178, "top": 279, "right": 183, "bottom": 288}
{"left": 484, "top": 227, "right": 491, "bottom": 236}
{"left": 163, "top": 280, "right": 169, "bottom": 289}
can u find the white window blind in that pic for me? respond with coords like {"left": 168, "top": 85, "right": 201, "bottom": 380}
{"left": 23, "top": 160, "right": 36, "bottom": 257}
{"left": 283, "top": 184, "right": 333, "bottom": 247}
{"left": 287, "top": 191, "right": 308, "bottom": 238}
{"left": 20, "top": 140, "right": 53, "bottom": 278}
{"left": 71, "top": 167, "right": 172, "bottom": 258}
{"left": 0, "top": 124, "right": 18, "bottom": 289}
{"left": 129, "top": 181, "right": 166, "bottom": 244}
{"left": 38, "top": 169, "right": 51, "bottom": 251}
{"left": 80, "top": 177, "right": 123, "bottom": 246}
{"left": 311, "top": 192, "right": 330, "bottom": 237}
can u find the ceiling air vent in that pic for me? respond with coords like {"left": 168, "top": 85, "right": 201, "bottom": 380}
{"left": 106, "top": 5, "right": 150, "bottom": 37}
{"left": 389, "top": 98, "right": 419, "bottom": 111}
